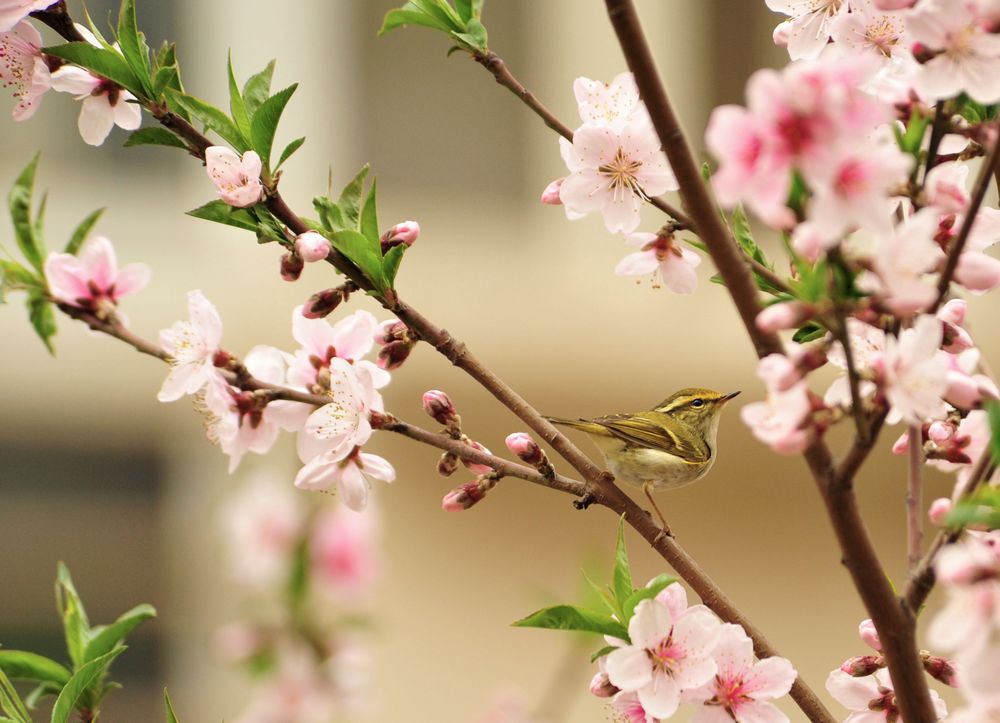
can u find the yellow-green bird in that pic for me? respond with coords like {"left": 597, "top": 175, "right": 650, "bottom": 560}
{"left": 545, "top": 387, "right": 740, "bottom": 532}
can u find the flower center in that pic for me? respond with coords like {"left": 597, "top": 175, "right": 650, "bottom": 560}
{"left": 708, "top": 673, "right": 749, "bottom": 717}
{"left": 865, "top": 16, "right": 902, "bottom": 56}
{"left": 598, "top": 147, "right": 646, "bottom": 200}
{"left": 646, "top": 634, "right": 683, "bottom": 675}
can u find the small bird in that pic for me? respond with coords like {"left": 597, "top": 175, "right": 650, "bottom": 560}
{"left": 545, "top": 387, "right": 740, "bottom": 532}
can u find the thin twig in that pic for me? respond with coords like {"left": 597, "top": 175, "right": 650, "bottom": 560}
{"left": 907, "top": 426, "right": 924, "bottom": 572}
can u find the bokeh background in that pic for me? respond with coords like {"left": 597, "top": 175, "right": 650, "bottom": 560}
{"left": 0, "top": 1, "right": 991, "bottom": 720}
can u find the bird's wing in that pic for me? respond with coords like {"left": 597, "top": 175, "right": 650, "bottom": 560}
{"left": 590, "top": 414, "right": 710, "bottom": 464}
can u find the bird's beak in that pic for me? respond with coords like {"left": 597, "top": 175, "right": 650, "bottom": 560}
{"left": 721, "top": 391, "right": 741, "bottom": 403}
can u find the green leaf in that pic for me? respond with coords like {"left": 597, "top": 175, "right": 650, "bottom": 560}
{"left": 275, "top": 137, "right": 305, "bottom": 170}
{"left": 410, "top": 0, "right": 463, "bottom": 29}
{"left": 55, "top": 563, "right": 90, "bottom": 670}
{"left": 124, "top": 127, "right": 187, "bottom": 151}
{"left": 227, "top": 53, "right": 252, "bottom": 144}
{"left": 186, "top": 200, "right": 260, "bottom": 232}
{"left": 331, "top": 229, "right": 386, "bottom": 291}
{"left": 0, "top": 260, "right": 40, "bottom": 300}
{"left": 42, "top": 43, "right": 143, "bottom": 96}
{"left": 612, "top": 515, "right": 632, "bottom": 610}
{"left": 65, "top": 208, "right": 105, "bottom": 255}
{"left": 0, "top": 668, "right": 31, "bottom": 723}
{"left": 0, "top": 652, "right": 71, "bottom": 687}
{"left": 116, "top": 0, "right": 151, "bottom": 97}
{"left": 242, "top": 60, "right": 275, "bottom": 117}
{"left": 164, "top": 89, "right": 245, "bottom": 150}
{"left": 451, "top": 18, "right": 488, "bottom": 50}
{"left": 49, "top": 648, "right": 125, "bottom": 723}
{"left": 382, "top": 244, "right": 406, "bottom": 288}
{"left": 313, "top": 196, "right": 344, "bottom": 233}
{"left": 512, "top": 605, "right": 628, "bottom": 640}
{"left": 249, "top": 84, "right": 297, "bottom": 166}
{"left": 455, "top": 0, "right": 474, "bottom": 21}
{"left": 24, "top": 683, "right": 60, "bottom": 710}
{"left": 83, "top": 604, "right": 156, "bottom": 663}
{"left": 380, "top": 7, "right": 452, "bottom": 35}
{"left": 359, "top": 177, "right": 379, "bottom": 247}
{"left": 580, "top": 570, "right": 617, "bottom": 616}
{"left": 164, "top": 689, "right": 179, "bottom": 723}
{"left": 988, "top": 399, "right": 1000, "bottom": 466}
{"left": 337, "top": 164, "right": 370, "bottom": 228}
{"left": 151, "top": 42, "right": 184, "bottom": 103}
{"left": 792, "top": 321, "right": 826, "bottom": 344}
{"left": 8, "top": 154, "right": 44, "bottom": 273}
{"left": 27, "top": 291, "right": 56, "bottom": 354}
{"left": 590, "top": 645, "right": 616, "bottom": 663}
{"left": 622, "top": 574, "right": 676, "bottom": 621}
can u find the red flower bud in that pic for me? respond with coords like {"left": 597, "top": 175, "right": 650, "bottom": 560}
{"left": 280, "top": 251, "right": 304, "bottom": 282}
{"left": 423, "top": 390, "right": 458, "bottom": 426}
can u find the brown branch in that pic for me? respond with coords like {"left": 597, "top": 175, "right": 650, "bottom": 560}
{"left": 907, "top": 426, "right": 924, "bottom": 572}
{"left": 933, "top": 120, "right": 1000, "bottom": 310}
{"left": 30, "top": 1, "right": 85, "bottom": 42}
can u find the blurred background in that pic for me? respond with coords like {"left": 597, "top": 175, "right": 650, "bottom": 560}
{"left": 0, "top": 1, "right": 990, "bottom": 720}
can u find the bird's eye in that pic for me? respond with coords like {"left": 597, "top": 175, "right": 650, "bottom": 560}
{"left": 691, "top": 399, "right": 704, "bottom": 408}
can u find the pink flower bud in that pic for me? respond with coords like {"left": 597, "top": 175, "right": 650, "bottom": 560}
{"left": 873, "top": 0, "right": 916, "bottom": 8}
{"left": 280, "top": 251, "right": 304, "bottom": 281}
{"left": 442, "top": 480, "right": 488, "bottom": 511}
{"left": 505, "top": 432, "right": 543, "bottom": 465}
{"left": 294, "top": 231, "right": 331, "bottom": 263}
{"left": 377, "top": 340, "right": 413, "bottom": 370}
{"left": 755, "top": 301, "right": 813, "bottom": 333}
{"left": 956, "top": 252, "right": 1000, "bottom": 292}
{"left": 302, "top": 287, "right": 346, "bottom": 319}
{"left": 921, "top": 653, "right": 958, "bottom": 687}
{"left": 423, "top": 390, "right": 458, "bottom": 425}
{"left": 758, "top": 353, "right": 801, "bottom": 392}
{"left": 938, "top": 299, "right": 967, "bottom": 327}
{"left": 859, "top": 619, "right": 882, "bottom": 651}
{"left": 589, "top": 672, "right": 618, "bottom": 698}
{"left": 945, "top": 370, "right": 982, "bottom": 409}
{"left": 212, "top": 349, "right": 234, "bottom": 369}
{"left": 772, "top": 19, "right": 792, "bottom": 47}
{"left": 927, "top": 421, "right": 953, "bottom": 444}
{"left": 840, "top": 654, "right": 884, "bottom": 677}
{"left": 437, "top": 452, "right": 459, "bottom": 477}
{"left": 375, "top": 319, "right": 408, "bottom": 345}
{"left": 462, "top": 440, "right": 494, "bottom": 475}
{"left": 380, "top": 221, "right": 420, "bottom": 253}
{"left": 540, "top": 178, "right": 563, "bottom": 205}
{"left": 929, "top": 498, "right": 953, "bottom": 526}
{"left": 891, "top": 433, "right": 909, "bottom": 456}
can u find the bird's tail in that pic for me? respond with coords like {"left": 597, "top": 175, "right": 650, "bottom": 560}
{"left": 543, "top": 416, "right": 608, "bottom": 435}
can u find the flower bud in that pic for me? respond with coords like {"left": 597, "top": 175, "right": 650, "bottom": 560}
{"left": 956, "top": 252, "right": 1000, "bottom": 292}
{"left": 927, "top": 421, "right": 953, "bottom": 443}
{"left": 589, "top": 672, "right": 618, "bottom": 698}
{"left": 540, "top": 178, "right": 563, "bottom": 205}
{"left": 945, "top": 370, "right": 982, "bottom": 409}
{"left": 840, "top": 654, "right": 884, "bottom": 677}
{"left": 442, "top": 479, "right": 492, "bottom": 511}
{"left": 380, "top": 221, "right": 420, "bottom": 253}
{"left": 859, "top": 619, "right": 882, "bottom": 651}
{"left": 212, "top": 349, "right": 234, "bottom": 369}
{"left": 505, "top": 432, "right": 543, "bottom": 465}
{"left": 302, "top": 287, "right": 346, "bottom": 319}
{"left": 423, "top": 390, "right": 458, "bottom": 426}
{"left": 921, "top": 653, "right": 958, "bottom": 687}
{"left": 375, "top": 319, "right": 408, "bottom": 345}
{"left": 891, "top": 433, "right": 909, "bottom": 456}
{"left": 756, "top": 301, "right": 813, "bottom": 333}
{"left": 437, "top": 452, "right": 459, "bottom": 477}
{"left": 929, "top": 498, "right": 953, "bottom": 526}
{"left": 280, "top": 250, "right": 304, "bottom": 282}
{"left": 294, "top": 231, "right": 331, "bottom": 263}
{"left": 377, "top": 339, "right": 413, "bottom": 370}
{"left": 461, "top": 440, "right": 494, "bottom": 475}
{"left": 938, "top": 298, "right": 967, "bottom": 327}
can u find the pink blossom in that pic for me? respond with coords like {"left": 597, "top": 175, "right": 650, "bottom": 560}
{"left": 0, "top": 20, "right": 49, "bottom": 120}
{"left": 0, "top": 0, "right": 56, "bottom": 33}
{"left": 610, "top": 692, "right": 658, "bottom": 723}
{"left": 756, "top": 300, "right": 813, "bottom": 333}
{"left": 826, "top": 668, "right": 948, "bottom": 720}
{"left": 604, "top": 598, "right": 720, "bottom": 719}
{"left": 295, "top": 231, "right": 331, "bottom": 263}
{"left": 858, "top": 209, "right": 943, "bottom": 315}
{"left": 297, "top": 357, "right": 383, "bottom": 463}
{"left": 928, "top": 533, "right": 1000, "bottom": 660}
{"left": 927, "top": 409, "right": 990, "bottom": 483}
{"left": 310, "top": 505, "right": 380, "bottom": 601}
{"left": 925, "top": 162, "right": 971, "bottom": 215}
{"left": 573, "top": 72, "right": 645, "bottom": 130}
{"left": 219, "top": 475, "right": 304, "bottom": 589}
{"left": 686, "top": 623, "right": 797, "bottom": 723}
{"left": 614, "top": 232, "right": 701, "bottom": 292}
{"left": 295, "top": 446, "right": 395, "bottom": 511}
{"left": 233, "top": 643, "right": 343, "bottom": 723}
{"left": 742, "top": 354, "right": 815, "bottom": 453}
{"left": 287, "top": 307, "right": 389, "bottom": 393}
{"left": 158, "top": 289, "right": 225, "bottom": 402}
{"left": 882, "top": 314, "right": 949, "bottom": 424}
{"left": 380, "top": 220, "right": 420, "bottom": 249}
{"left": 540, "top": 178, "right": 563, "bottom": 205}
{"left": 461, "top": 439, "right": 494, "bottom": 475}
{"left": 938, "top": 298, "right": 974, "bottom": 353}
{"left": 829, "top": 1, "right": 911, "bottom": 61}
{"left": 766, "top": 0, "right": 850, "bottom": 59}
{"left": 205, "top": 146, "right": 264, "bottom": 208}
{"left": 928, "top": 497, "right": 953, "bottom": 525}
{"left": 791, "top": 222, "right": 829, "bottom": 262}
{"left": 559, "top": 118, "right": 678, "bottom": 234}
{"left": 590, "top": 670, "right": 618, "bottom": 698}
{"left": 44, "top": 235, "right": 150, "bottom": 311}
{"left": 859, "top": 619, "right": 882, "bottom": 651}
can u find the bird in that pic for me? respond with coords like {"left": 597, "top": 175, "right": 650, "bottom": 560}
{"left": 545, "top": 387, "right": 740, "bottom": 533}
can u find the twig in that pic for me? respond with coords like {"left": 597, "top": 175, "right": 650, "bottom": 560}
{"left": 922, "top": 104, "right": 948, "bottom": 182}
{"left": 907, "top": 426, "right": 924, "bottom": 572}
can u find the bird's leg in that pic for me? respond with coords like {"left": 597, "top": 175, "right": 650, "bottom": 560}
{"left": 642, "top": 481, "right": 672, "bottom": 537}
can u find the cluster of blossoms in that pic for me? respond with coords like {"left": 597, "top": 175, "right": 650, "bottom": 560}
{"left": 217, "top": 476, "right": 379, "bottom": 722}
{"left": 590, "top": 582, "right": 796, "bottom": 722}
{"left": 542, "top": 73, "right": 700, "bottom": 293}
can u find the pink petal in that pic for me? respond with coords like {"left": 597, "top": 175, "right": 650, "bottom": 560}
{"left": 615, "top": 250, "right": 659, "bottom": 277}
{"left": 49, "top": 65, "right": 99, "bottom": 95}
{"left": 660, "top": 254, "right": 698, "bottom": 294}
{"left": 331, "top": 310, "right": 377, "bottom": 360}
{"left": 187, "top": 289, "right": 223, "bottom": 348}
{"left": 712, "top": 624, "right": 755, "bottom": 683}
{"left": 628, "top": 599, "right": 673, "bottom": 649}
{"left": 112, "top": 262, "right": 151, "bottom": 298}
{"left": 77, "top": 236, "right": 117, "bottom": 289}
{"left": 735, "top": 700, "right": 791, "bottom": 723}
{"left": 43, "top": 253, "right": 90, "bottom": 304}
{"left": 337, "top": 460, "right": 370, "bottom": 511}
{"left": 359, "top": 452, "right": 395, "bottom": 483}
{"left": 638, "top": 673, "right": 682, "bottom": 719}
{"left": 825, "top": 669, "right": 879, "bottom": 710}
{"left": 605, "top": 646, "right": 653, "bottom": 692}
{"left": 78, "top": 94, "right": 116, "bottom": 145}
{"left": 244, "top": 344, "right": 286, "bottom": 384}
{"left": 112, "top": 93, "right": 141, "bottom": 130}
{"left": 744, "top": 656, "right": 797, "bottom": 699}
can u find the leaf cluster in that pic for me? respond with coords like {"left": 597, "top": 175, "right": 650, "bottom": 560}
{"left": 379, "top": 0, "right": 489, "bottom": 54}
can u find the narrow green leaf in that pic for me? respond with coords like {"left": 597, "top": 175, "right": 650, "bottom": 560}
{"left": 590, "top": 645, "right": 616, "bottom": 663}
{"left": 580, "top": 570, "right": 617, "bottom": 616}
{"left": 0, "top": 668, "right": 31, "bottom": 723}
{"left": 313, "top": 196, "right": 345, "bottom": 232}
{"left": 382, "top": 244, "right": 406, "bottom": 288}
{"left": 49, "top": 648, "right": 125, "bottom": 723}
{"left": 249, "top": 83, "right": 298, "bottom": 166}
{"left": 116, "top": 0, "right": 151, "bottom": 97}
{"left": 359, "top": 177, "right": 379, "bottom": 247}
{"left": 792, "top": 321, "right": 827, "bottom": 344}
{"left": 410, "top": 0, "right": 464, "bottom": 28}
{"left": 42, "top": 43, "right": 143, "bottom": 96}
{"left": 455, "top": 0, "right": 473, "bottom": 21}
{"left": 83, "top": 604, "right": 156, "bottom": 663}
{"left": 0, "top": 652, "right": 71, "bottom": 687}
{"left": 612, "top": 515, "right": 632, "bottom": 610}
{"left": 331, "top": 229, "right": 386, "bottom": 291}
{"left": 164, "top": 89, "right": 245, "bottom": 150}
{"left": 27, "top": 291, "right": 56, "bottom": 354}
{"left": 987, "top": 400, "right": 1000, "bottom": 466}
{"left": 163, "top": 689, "right": 179, "bottom": 723}
{"left": 8, "top": 153, "right": 43, "bottom": 273}
{"left": 451, "top": 18, "right": 488, "bottom": 51}
{"left": 622, "top": 574, "right": 676, "bottom": 621}
{"left": 0, "top": 260, "right": 40, "bottom": 299}
{"left": 337, "top": 164, "right": 370, "bottom": 228}
{"left": 275, "top": 137, "right": 305, "bottom": 170}
{"left": 227, "top": 53, "right": 251, "bottom": 144}
{"left": 151, "top": 64, "right": 179, "bottom": 100}
{"left": 55, "top": 563, "right": 90, "bottom": 670}
{"left": 24, "top": 683, "right": 60, "bottom": 710}
{"left": 512, "top": 605, "right": 629, "bottom": 640}
{"left": 242, "top": 60, "right": 275, "bottom": 117}
{"left": 186, "top": 200, "right": 260, "bottom": 232}
{"left": 124, "top": 127, "right": 187, "bottom": 151}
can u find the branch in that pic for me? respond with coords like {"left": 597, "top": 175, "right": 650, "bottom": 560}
{"left": 907, "top": 426, "right": 924, "bottom": 572}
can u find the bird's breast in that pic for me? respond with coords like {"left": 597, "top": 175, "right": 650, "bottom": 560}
{"left": 606, "top": 445, "right": 711, "bottom": 490}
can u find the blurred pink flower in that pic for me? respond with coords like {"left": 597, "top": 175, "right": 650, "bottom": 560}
{"left": 826, "top": 668, "right": 947, "bottom": 721}
{"left": 882, "top": 314, "right": 949, "bottom": 424}
{"left": 0, "top": 0, "right": 57, "bottom": 33}
{"left": 766, "top": 0, "right": 849, "bottom": 59}
{"left": 311, "top": 505, "right": 380, "bottom": 601}
{"left": 0, "top": 20, "right": 49, "bottom": 120}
